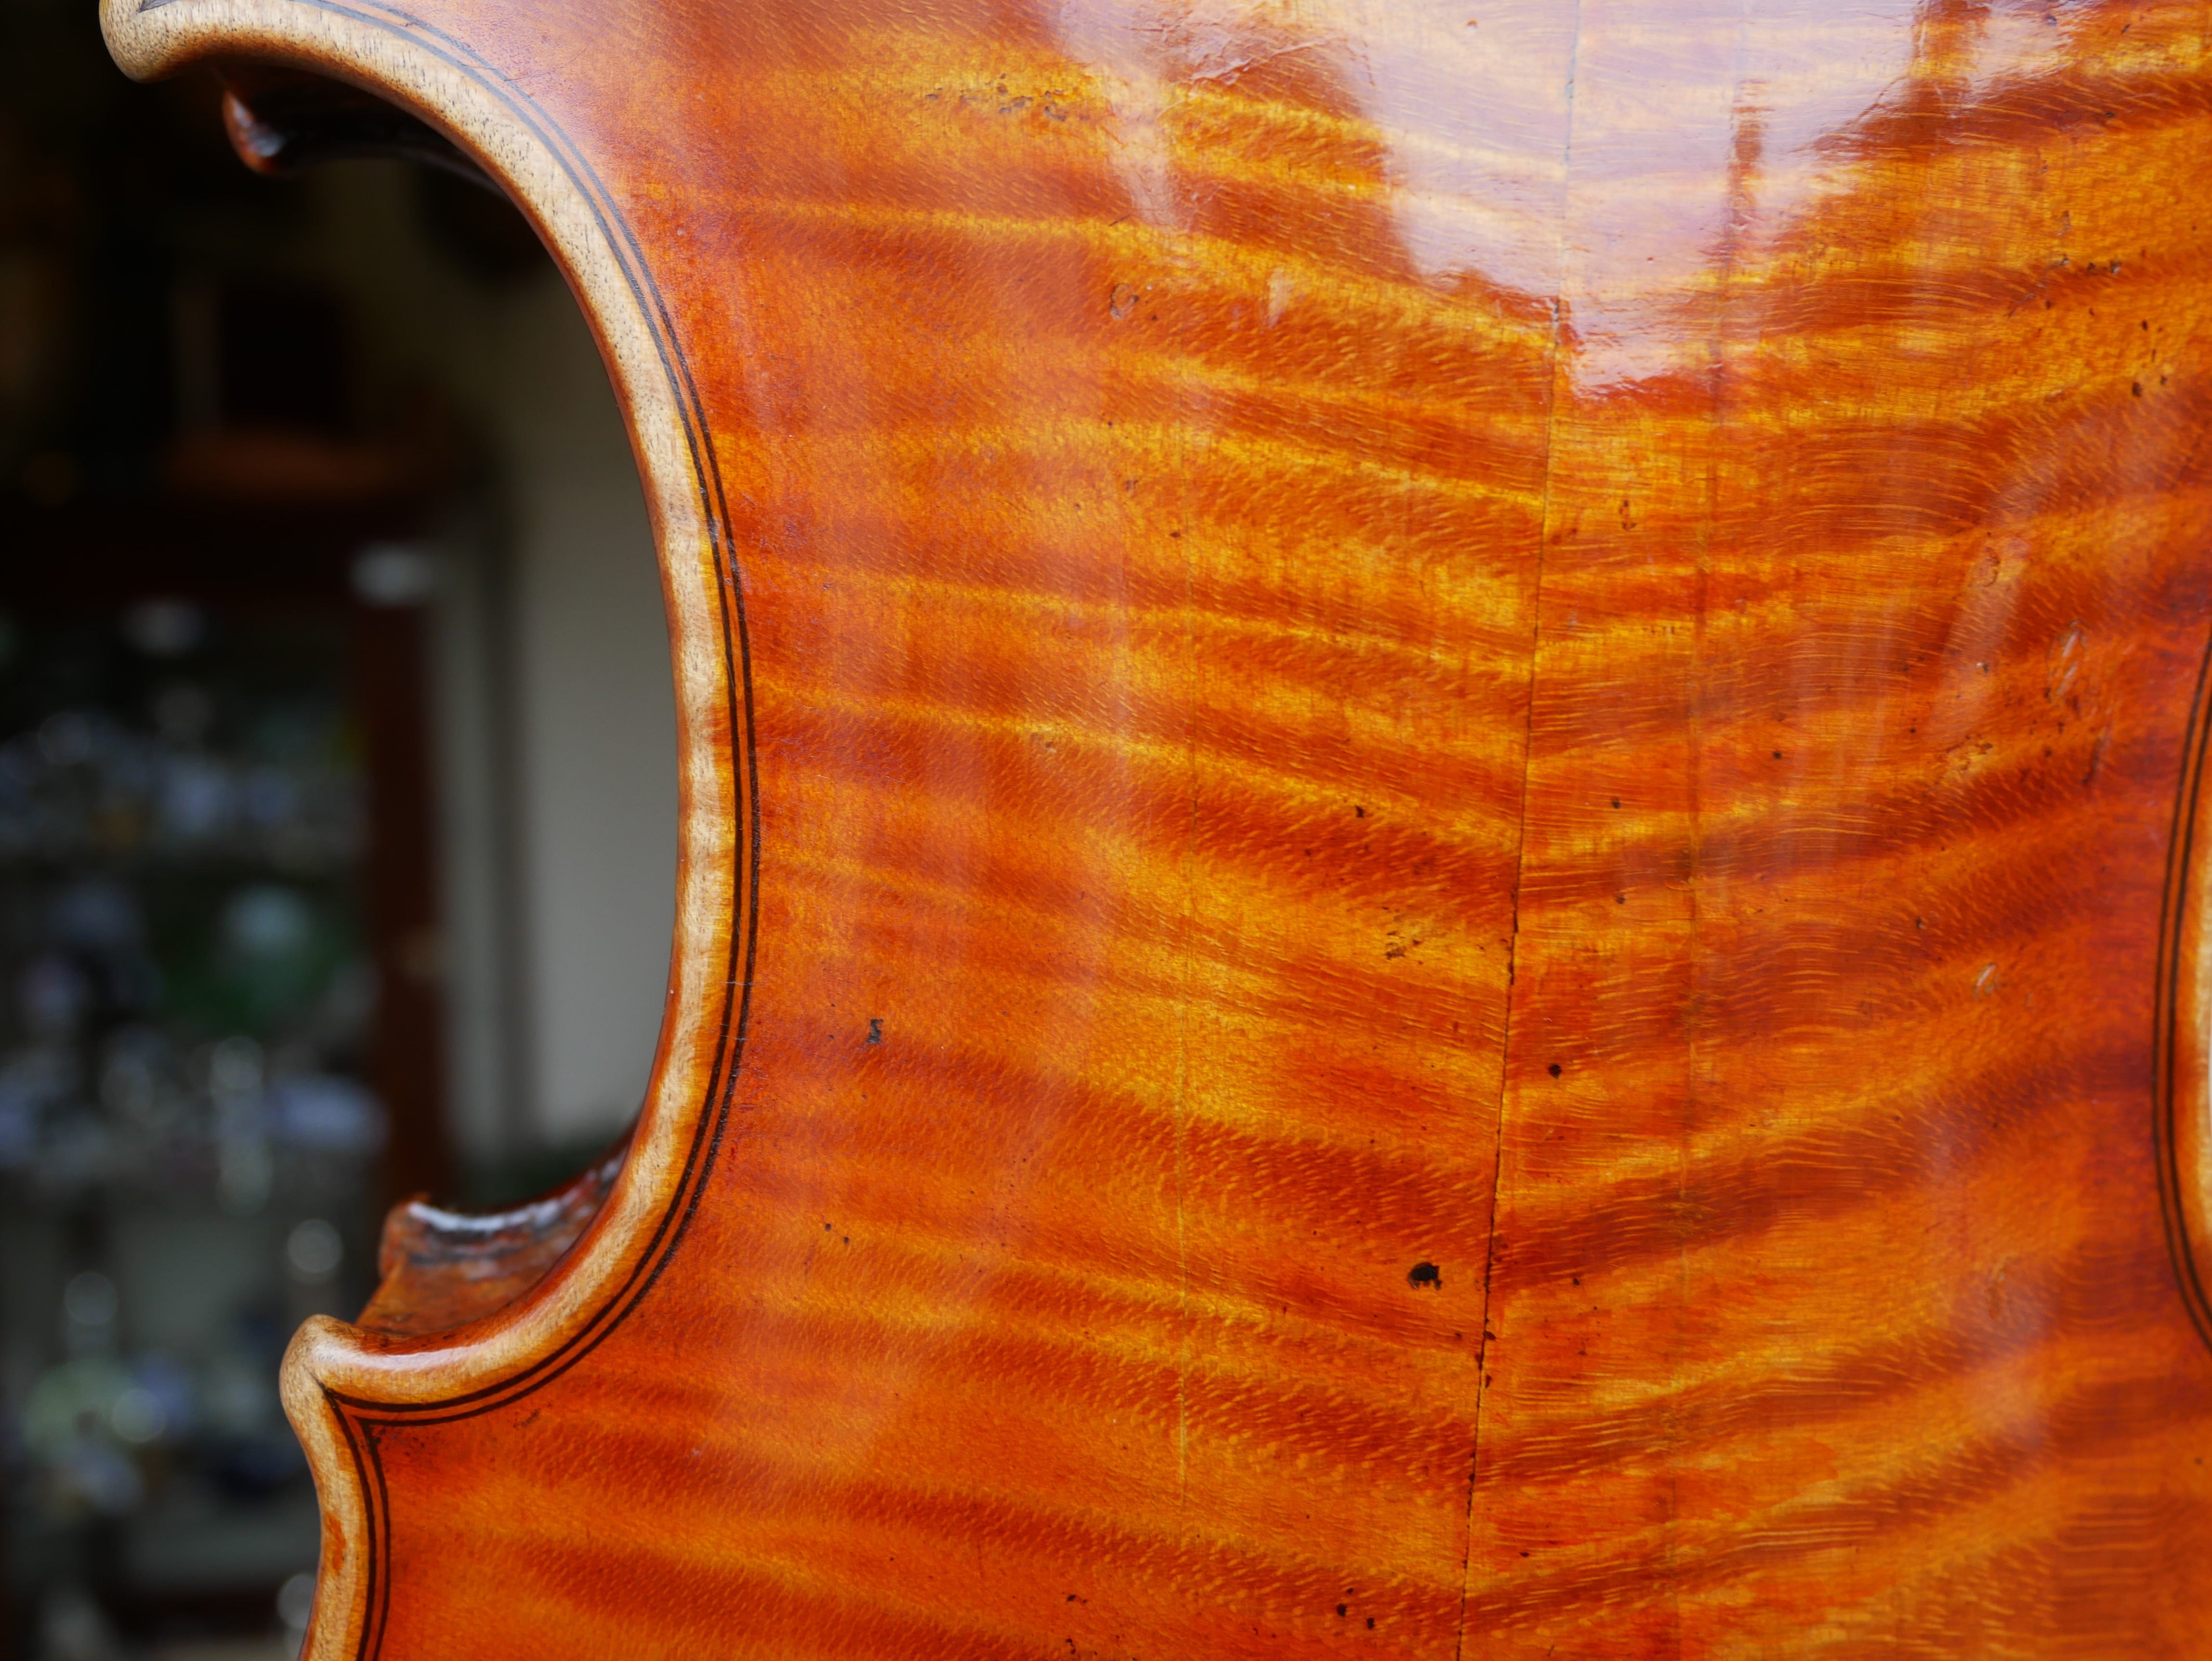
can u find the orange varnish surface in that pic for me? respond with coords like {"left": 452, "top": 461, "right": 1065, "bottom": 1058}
{"left": 107, "top": 0, "right": 2212, "bottom": 1652}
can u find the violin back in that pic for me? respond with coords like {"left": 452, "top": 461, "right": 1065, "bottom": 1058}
{"left": 104, "top": 0, "right": 2212, "bottom": 1653}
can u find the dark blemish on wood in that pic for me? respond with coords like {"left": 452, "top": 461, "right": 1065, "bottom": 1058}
{"left": 1615, "top": 893, "right": 1626, "bottom": 904}
{"left": 1547, "top": 1062, "right": 1562, "bottom": 1077}
{"left": 1611, "top": 797, "right": 1620, "bottom": 807}
{"left": 867, "top": 1018, "right": 883, "bottom": 1044}
{"left": 1772, "top": 750, "right": 1783, "bottom": 759}
{"left": 1336, "top": 1604, "right": 1347, "bottom": 1617}
{"left": 1368, "top": 1618, "right": 1376, "bottom": 1629}
{"left": 2133, "top": 382, "right": 2144, "bottom": 395}
{"left": 1407, "top": 1261, "right": 1441, "bottom": 1290}
{"left": 1354, "top": 805, "right": 1365, "bottom": 817}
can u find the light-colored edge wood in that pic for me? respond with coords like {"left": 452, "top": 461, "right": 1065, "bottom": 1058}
{"left": 99, "top": 4, "right": 744, "bottom": 1656}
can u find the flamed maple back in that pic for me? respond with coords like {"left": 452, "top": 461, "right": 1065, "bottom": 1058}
{"left": 103, "top": 0, "right": 2212, "bottom": 1652}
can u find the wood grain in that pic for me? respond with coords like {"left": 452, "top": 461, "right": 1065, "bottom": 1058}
{"left": 357, "top": 1140, "right": 627, "bottom": 1339}
{"left": 102, "top": 0, "right": 2212, "bottom": 1653}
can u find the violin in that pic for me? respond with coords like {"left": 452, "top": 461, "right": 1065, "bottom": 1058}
{"left": 102, "top": 0, "right": 2212, "bottom": 1652}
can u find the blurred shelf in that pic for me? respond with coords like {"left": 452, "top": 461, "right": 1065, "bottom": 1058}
{"left": 123, "top": 1483, "right": 320, "bottom": 1594}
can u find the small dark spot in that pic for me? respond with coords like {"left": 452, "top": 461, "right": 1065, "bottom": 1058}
{"left": 1611, "top": 797, "right": 1621, "bottom": 808}
{"left": 1336, "top": 1605, "right": 1348, "bottom": 1618}
{"left": 1354, "top": 805, "right": 1365, "bottom": 817}
{"left": 1771, "top": 750, "right": 1782, "bottom": 760}
{"left": 1615, "top": 893, "right": 1626, "bottom": 904}
{"left": 2133, "top": 382, "right": 2144, "bottom": 396}
{"left": 1407, "top": 1261, "right": 1442, "bottom": 1290}
{"left": 1571, "top": 1276, "right": 1580, "bottom": 1286}
{"left": 1368, "top": 1618, "right": 1376, "bottom": 1630}
{"left": 824, "top": 1222, "right": 832, "bottom": 1231}
{"left": 867, "top": 1017, "right": 883, "bottom": 1044}
{"left": 1914, "top": 916, "right": 1924, "bottom": 929}
{"left": 1547, "top": 1062, "right": 1562, "bottom": 1078}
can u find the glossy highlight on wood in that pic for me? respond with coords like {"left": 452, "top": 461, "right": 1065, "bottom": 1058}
{"left": 100, "top": 0, "right": 2212, "bottom": 1653}
{"left": 356, "top": 1140, "right": 626, "bottom": 1340}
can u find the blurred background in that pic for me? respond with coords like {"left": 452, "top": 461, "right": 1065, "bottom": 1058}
{"left": 0, "top": 0, "right": 681, "bottom": 1651}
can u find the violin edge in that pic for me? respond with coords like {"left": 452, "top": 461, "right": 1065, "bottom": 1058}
{"left": 101, "top": 2, "right": 757, "bottom": 1657}
{"left": 2158, "top": 629, "right": 2212, "bottom": 1355}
